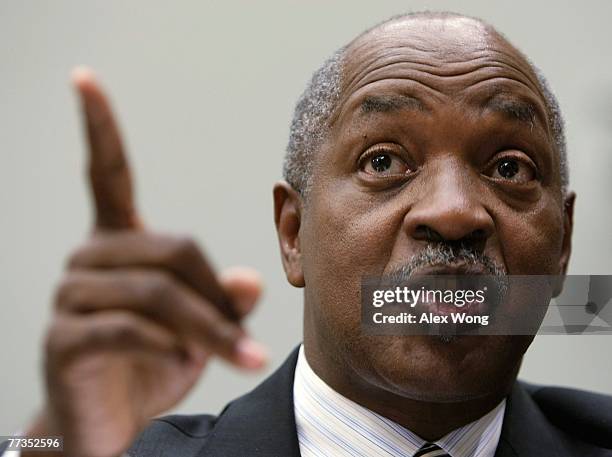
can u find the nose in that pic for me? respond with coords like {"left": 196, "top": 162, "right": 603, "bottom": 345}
{"left": 404, "top": 163, "right": 494, "bottom": 248}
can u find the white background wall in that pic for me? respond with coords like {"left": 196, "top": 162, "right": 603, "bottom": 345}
{"left": 1, "top": 0, "right": 611, "bottom": 433}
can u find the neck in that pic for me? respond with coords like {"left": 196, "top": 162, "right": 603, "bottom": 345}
{"left": 302, "top": 338, "right": 517, "bottom": 441}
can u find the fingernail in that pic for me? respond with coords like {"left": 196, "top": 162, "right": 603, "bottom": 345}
{"left": 71, "top": 65, "right": 95, "bottom": 85}
{"left": 235, "top": 338, "right": 267, "bottom": 369}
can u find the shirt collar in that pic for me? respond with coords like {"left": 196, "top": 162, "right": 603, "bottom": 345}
{"left": 293, "top": 344, "right": 506, "bottom": 457}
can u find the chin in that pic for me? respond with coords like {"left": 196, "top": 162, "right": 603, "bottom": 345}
{"left": 352, "top": 334, "right": 533, "bottom": 403}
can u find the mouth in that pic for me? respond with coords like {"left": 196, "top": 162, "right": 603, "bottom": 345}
{"left": 416, "top": 297, "right": 487, "bottom": 317}
{"left": 388, "top": 263, "right": 505, "bottom": 328}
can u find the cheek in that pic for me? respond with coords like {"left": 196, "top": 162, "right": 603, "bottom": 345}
{"left": 498, "top": 198, "right": 565, "bottom": 274}
{"left": 301, "top": 182, "right": 403, "bottom": 320}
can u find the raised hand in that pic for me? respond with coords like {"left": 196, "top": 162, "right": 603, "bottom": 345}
{"left": 24, "top": 68, "right": 267, "bottom": 457}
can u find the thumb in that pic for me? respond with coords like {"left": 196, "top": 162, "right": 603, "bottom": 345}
{"left": 219, "top": 266, "right": 263, "bottom": 319}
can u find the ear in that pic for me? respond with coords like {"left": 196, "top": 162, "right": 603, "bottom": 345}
{"left": 559, "top": 192, "right": 576, "bottom": 276}
{"left": 553, "top": 191, "right": 576, "bottom": 296}
{"left": 273, "top": 180, "right": 305, "bottom": 287}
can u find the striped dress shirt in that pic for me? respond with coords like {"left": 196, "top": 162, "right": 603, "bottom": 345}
{"left": 293, "top": 345, "right": 506, "bottom": 457}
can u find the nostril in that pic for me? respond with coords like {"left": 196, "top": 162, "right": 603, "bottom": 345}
{"left": 468, "top": 229, "right": 488, "bottom": 241}
{"left": 414, "top": 225, "right": 443, "bottom": 242}
{"left": 414, "top": 225, "right": 428, "bottom": 239}
{"left": 412, "top": 225, "right": 489, "bottom": 245}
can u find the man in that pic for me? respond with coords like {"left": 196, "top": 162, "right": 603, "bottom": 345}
{"left": 4, "top": 11, "right": 612, "bottom": 457}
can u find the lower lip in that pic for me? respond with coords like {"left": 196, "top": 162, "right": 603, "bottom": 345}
{"left": 415, "top": 301, "right": 491, "bottom": 335}
{"left": 416, "top": 300, "right": 490, "bottom": 317}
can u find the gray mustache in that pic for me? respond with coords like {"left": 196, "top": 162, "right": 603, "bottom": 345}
{"left": 389, "top": 244, "right": 506, "bottom": 280}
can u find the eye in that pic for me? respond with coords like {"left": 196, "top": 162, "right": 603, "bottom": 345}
{"left": 360, "top": 150, "right": 410, "bottom": 176}
{"left": 487, "top": 155, "right": 536, "bottom": 184}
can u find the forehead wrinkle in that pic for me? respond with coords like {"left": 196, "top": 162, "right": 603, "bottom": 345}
{"left": 476, "top": 49, "right": 544, "bottom": 96}
{"left": 341, "top": 42, "right": 543, "bottom": 103}
{"left": 342, "top": 45, "right": 487, "bottom": 90}
{"left": 333, "top": 64, "right": 544, "bottom": 128}
{"left": 345, "top": 50, "right": 541, "bottom": 93}
{"left": 342, "top": 23, "right": 546, "bottom": 99}
{"left": 345, "top": 26, "right": 496, "bottom": 75}
{"left": 331, "top": 52, "right": 549, "bottom": 131}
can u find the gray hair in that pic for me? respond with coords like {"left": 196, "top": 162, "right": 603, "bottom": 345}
{"left": 283, "top": 13, "right": 569, "bottom": 198}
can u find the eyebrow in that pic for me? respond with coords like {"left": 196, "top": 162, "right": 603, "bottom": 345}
{"left": 360, "top": 94, "right": 426, "bottom": 114}
{"left": 483, "top": 94, "right": 544, "bottom": 129}
{"left": 358, "top": 92, "right": 547, "bottom": 130}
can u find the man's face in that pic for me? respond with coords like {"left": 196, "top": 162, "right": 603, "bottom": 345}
{"left": 298, "top": 17, "right": 574, "bottom": 401}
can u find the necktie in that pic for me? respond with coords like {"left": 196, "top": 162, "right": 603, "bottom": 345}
{"left": 414, "top": 442, "right": 450, "bottom": 457}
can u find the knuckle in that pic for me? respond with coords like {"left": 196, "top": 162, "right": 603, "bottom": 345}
{"left": 54, "top": 273, "right": 86, "bottom": 311}
{"left": 83, "top": 315, "right": 134, "bottom": 348}
{"left": 146, "top": 270, "right": 173, "bottom": 297}
{"left": 206, "top": 321, "right": 242, "bottom": 350}
{"left": 103, "top": 316, "right": 138, "bottom": 344}
{"left": 44, "top": 317, "right": 73, "bottom": 362}
{"left": 65, "top": 233, "right": 119, "bottom": 269}
{"left": 66, "top": 243, "right": 90, "bottom": 269}
{"left": 138, "top": 271, "right": 176, "bottom": 310}
{"left": 163, "top": 234, "right": 200, "bottom": 266}
{"left": 65, "top": 235, "right": 108, "bottom": 269}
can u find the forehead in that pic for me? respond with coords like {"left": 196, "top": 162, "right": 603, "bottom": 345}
{"left": 337, "top": 17, "right": 548, "bottom": 126}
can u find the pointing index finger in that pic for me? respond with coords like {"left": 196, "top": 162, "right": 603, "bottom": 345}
{"left": 72, "top": 67, "right": 141, "bottom": 230}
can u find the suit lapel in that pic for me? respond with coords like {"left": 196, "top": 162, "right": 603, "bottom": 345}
{"left": 196, "top": 345, "right": 302, "bottom": 457}
{"left": 494, "top": 382, "right": 572, "bottom": 457}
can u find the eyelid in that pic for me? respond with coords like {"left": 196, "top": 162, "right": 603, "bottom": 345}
{"left": 357, "top": 143, "right": 410, "bottom": 169}
{"left": 486, "top": 150, "right": 538, "bottom": 174}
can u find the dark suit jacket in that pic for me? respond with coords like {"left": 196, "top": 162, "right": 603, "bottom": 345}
{"left": 2, "top": 346, "right": 608, "bottom": 456}
{"left": 126, "top": 345, "right": 612, "bottom": 456}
